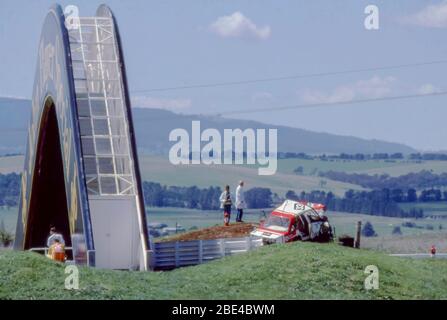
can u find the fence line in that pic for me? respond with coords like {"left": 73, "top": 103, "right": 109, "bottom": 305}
{"left": 149, "top": 237, "right": 263, "bottom": 270}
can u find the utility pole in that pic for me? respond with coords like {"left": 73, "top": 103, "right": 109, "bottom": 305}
{"left": 355, "top": 221, "right": 362, "bottom": 248}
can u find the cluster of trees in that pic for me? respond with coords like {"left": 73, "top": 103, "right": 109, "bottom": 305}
{"left": 328, "top": 153, "right": 404, "bottom": 160}
{"left": 142, "top": 182, "right": 222, "bottom": 210}
{"left": 142, "top": 183, "right": 428, "bottom": 218}
{"left": 285, "top": 189, "right": 423, "bottom": 218}
{"left": 244, "top": 188, "right": 273, "bottom": 208}
{"left": 362, "top": 222, "right": 377, "bottom": 237}
{"left": 142, "top": 182, "right": 274, "bottom": 210}
{"left": 401, "top": 221, "right": 440, "bottom": 230}
{"left": 280, "top": 152, "right": 447, "bottom": 161}
{"left": 278, "top": 152, "right": 313, "bottom": 160}
{"left": 319, "top": 170, "right": 447, "bottom": 190}
{"left": 0, "top": 173, "right": 20, "bottom": 208}
{"left": 409, "top": 153, "right": 447, "bottom": 161}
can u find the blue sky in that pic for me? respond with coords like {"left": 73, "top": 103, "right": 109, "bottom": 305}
{"left": 0, "top": 0, "right": 446, "bottom": 151}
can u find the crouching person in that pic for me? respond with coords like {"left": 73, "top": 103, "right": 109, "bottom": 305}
{"left": 47, "top": 239, "right": 66, "bottom": 262}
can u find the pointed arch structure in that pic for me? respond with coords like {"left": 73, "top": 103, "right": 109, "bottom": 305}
{"left": 14, "top": 4, "right": 151, "bottom": 270}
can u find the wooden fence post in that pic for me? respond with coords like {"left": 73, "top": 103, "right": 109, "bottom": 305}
{"left": 355, "top": 221, "right": 362, "bottom": 248}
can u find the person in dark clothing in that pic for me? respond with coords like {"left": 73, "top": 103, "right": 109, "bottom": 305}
{"left": 219, "top": 185, "right": 234, "bottom": 226}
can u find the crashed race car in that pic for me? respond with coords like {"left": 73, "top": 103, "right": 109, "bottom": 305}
{"left": 251, "top": 200, "right": 333, "bottom": 244}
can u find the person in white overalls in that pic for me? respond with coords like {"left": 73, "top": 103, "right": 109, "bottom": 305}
{"left": 235, "top": 181, "right": 246, "bottom": 222}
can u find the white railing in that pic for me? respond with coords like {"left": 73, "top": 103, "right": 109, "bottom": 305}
{"left": 149, "top": 237, "right": 263, "bottom": 270}
{"left": 29, "top": 247, "right": 73, "bottom": 256}
{"left": 28, "top": 247, "right": 96, "bottom": 267}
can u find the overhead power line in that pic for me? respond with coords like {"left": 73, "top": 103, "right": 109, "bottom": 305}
{"left": 128, "top": 89, "right": 447, "bottom": 122}
{"left": 214, "top": 90, "right": 447, "bottom": 116}
{"left": 131, "top": 59, "right": 447, "bottom": 93}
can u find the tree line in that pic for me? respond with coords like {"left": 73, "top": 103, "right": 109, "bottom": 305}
{"left": 0, "top": 173, "right": 20, "bottom": 208}
{"left": 280, "top": 152, "right": 447, "bottom": 161}
{"left": 285, "top": 189, "right": 424, "bottom": 218}
{"left": 318, "top": 170, "right": 447, "bottom": 190}
{"left": 142, "top": 182, "right": 273, "bottom": 210}
{"left": 0, "top": 173, "right": 275, "bottom": 210}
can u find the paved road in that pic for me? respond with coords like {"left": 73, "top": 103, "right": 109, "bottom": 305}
{"left": 389, "top": 253, "right": 447, "bottom": 259}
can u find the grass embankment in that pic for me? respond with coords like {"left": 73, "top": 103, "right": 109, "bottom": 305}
{"left": 1, "top": 242, "right": 446, "bottom": 299}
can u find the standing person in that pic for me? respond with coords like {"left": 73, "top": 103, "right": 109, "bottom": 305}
{"left": 220, "top": 185, "right": 233, "bottom": 226}
{"left": 430, "top": 245, "right": 436, "bottom": 258}
{"left": 235, "top": 180, "right": 246, "bottom": 222}
{"left": 46, "top": 227, "right": 65, "bottom": 248}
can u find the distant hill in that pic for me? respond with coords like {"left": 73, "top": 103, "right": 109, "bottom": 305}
{"left": 0, "top": 97, "right": 416, "bottom": 155}
{"left": 0, "top": 98, "right": 30, "bottom": 155}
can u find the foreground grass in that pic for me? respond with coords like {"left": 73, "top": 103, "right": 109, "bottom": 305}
{"left": 1, "top": 242, "right": 446, "bottom": 300}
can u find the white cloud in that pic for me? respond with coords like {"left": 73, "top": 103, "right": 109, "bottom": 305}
{"left": 299, "top": 76, "right": 397, "bottom": 104}
{"left": 401, "top": 1, "right": 447, "bottom": 28}
{"left": 131, "top": 96, "right": 192, "bottom": 111}
{"left": 210, "top": 12, "right": 271, "bottom": 40}
{"left": 0, "top": 94, "right": 29, "bottom": 100}
{"left": 251, "top": 91, "right": 274, "bottom": 103}
{"left": 418, "top": 83, "right": 441, "bottom": 94}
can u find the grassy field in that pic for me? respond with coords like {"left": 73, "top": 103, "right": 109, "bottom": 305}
{"left": 274, "top": 158, "right": 447, "bottom": 177}
{"left": 329, "top": 211, "right": 447, "bottom": 237}
{"left": 3, "top": 155, "right": 447, "bottom": 195}
{"left": 1, "top": 242, "right": 447, "bottom": 299}
{"left": 0, "top": 155, "right": 363, "bottom": 196}
{"left": 138, "top": 156, "right": 365, "bottom": 196}
{"left": 276, "top": 158, "right": 403, "bottom": 175}
{"left": 362, "top": 233, "right": 447, "bottom": 254}
{"left": 357, "top": 161, "right": 447, "bottom": 177}
{"left": 399, "top": 202, "right": 447, "bottom": 217}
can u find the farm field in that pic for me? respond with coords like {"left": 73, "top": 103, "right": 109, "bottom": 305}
{"left": 361, "top": 233, "right": 447, "bottom": 254}
{"left": 399, "top": 202, "right": 447, "bottom": 217}
{"left": 0, "top": 155, "right": 363, "bottom": 196}
{"left": 275, "top": 158, "right": 447, "bottom": 176}
{"left": 137, "top": 155, "right": 364, "bottom": 196}
{"left": 4, "top": 155, "right": 447, "bottom": 194}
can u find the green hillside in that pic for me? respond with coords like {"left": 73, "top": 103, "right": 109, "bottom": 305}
{"left": 1, "top": 243, "right": 446, "bottom": 299}
{"left": 0, "top": 97, "right": 416, "bottom": 155}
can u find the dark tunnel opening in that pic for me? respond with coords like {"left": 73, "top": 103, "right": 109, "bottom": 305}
{"left": 24, "top": 98, "right": 72, "bottom": 254}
